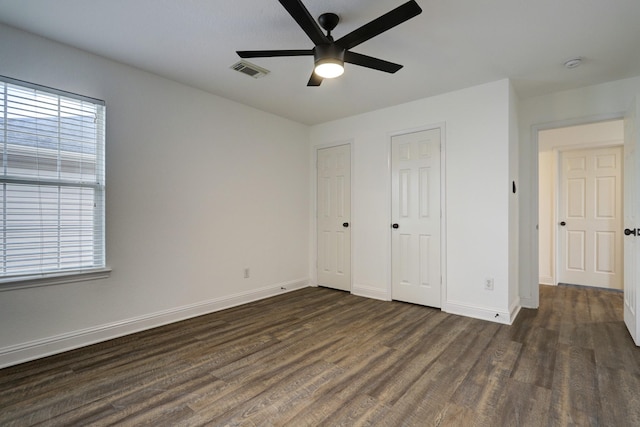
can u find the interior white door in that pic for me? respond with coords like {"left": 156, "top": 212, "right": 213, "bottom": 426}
{"left": 391, "top": 129, "right": 441, "bottom": 307}
{"left": 624, "top": 98, "right": 640, "bottom": 346}
{"left": 317, "top": 144, "right": 351, "bottom": 291}
{"left": 558, "top": 146, "right": 623, "bottom": 289}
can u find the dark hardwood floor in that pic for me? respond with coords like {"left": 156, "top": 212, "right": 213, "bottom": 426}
{"left": 1, "top": 284, "right": 639, "bottom": 426}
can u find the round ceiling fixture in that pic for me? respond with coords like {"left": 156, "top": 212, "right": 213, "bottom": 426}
{"left": 564, "top": 57, "right": 583, "bottom": 69}
{"left": 314, "top": 61, "right": 345, "bottom": 79}
{"left": 314, "top": 43, "right": 345, "bottom": 79}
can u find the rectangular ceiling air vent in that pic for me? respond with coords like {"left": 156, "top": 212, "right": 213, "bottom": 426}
{"left": 230, "top": 60, "right": 270, "bottom": 79}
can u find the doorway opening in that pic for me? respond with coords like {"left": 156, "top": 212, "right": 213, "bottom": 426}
{"left": 538, "top": 119, "right": 624, "bottom": 290}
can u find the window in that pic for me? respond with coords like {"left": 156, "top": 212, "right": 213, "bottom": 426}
{"left": 0, "top": 76, "right": 106, "bottom": 283}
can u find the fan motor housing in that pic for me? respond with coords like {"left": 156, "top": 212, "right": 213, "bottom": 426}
{"left": 313, "top": 43, "right": 345, "bottom": 64}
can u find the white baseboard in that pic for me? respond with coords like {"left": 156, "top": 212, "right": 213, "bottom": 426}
{"left": 520, "top": 296, "right": 538, "bottom": 309}
{"left": 444, "top": 299, "right": 519, "bottom": 325}
{"left": 0, "top": 278, "right": 309, "bottom": 369}
{"left": 352, "top": 283, "right": 390, "bottom": 301}
{"left": 539, "top": 275, "right": 554, "bottom": 286}
{"left": 509, "top": 297, "right": 522, "bottom": 324}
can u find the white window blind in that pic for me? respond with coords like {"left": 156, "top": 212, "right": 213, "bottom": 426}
{"left": 0, "top": 76, "right": 106, "bottom": 279}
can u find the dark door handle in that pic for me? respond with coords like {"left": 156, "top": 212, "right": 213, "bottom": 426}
{"left": 625, "top": 228, "right": 637, "bottom": 236}
{"left": 392, "top": 223, "right": 399, "bottom": 229}
{"left": 559, "top": 221, "right": 566, "bottom": 226}
{"left": 343, "top": 222, "right": 349, "bottom": 228}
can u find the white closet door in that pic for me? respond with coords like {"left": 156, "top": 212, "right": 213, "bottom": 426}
{"left": 391, "top": 129, "right": 441, "bottom": 307}
{"left": 317, "top": 145, "right": 351, "bottom": 291}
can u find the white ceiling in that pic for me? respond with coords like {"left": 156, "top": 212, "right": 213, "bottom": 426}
{"left": 1, "top": 0, "right": 639, "bottom": 125}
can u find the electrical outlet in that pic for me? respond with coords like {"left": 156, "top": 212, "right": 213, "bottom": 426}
{"left": 244, "top": 268, "right": 250, "bottom": 279}
{"left": 484, "top": 277, "right": 494, "bottom": 291}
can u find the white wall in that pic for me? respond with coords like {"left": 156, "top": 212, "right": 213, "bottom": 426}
{"left": 519, "top": 76, "right": 640, "bottom": 307}
{"left": 0, "top": 24, "right": 310, "bottom": 367}
{"left": 538, "top": 121, "right": 623, "bottom": 286}
{"left": 309, "top": 79, "right": 518, "bottom": 324}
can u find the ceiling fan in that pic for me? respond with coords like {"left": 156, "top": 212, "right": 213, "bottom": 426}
{"left": 236, "top": 0, "right": 423, "bottom": 86}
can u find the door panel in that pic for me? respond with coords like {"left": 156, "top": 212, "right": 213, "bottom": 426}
{"left": 596, "top": 176, "right": 616, "bottom": 218}
{"left": 558, "top": 146, "right": 623, "bottom": 289}
{"left": 595, "top": 232, "right": 615, "bottom": 273}
{"left": 624, "top": 98, "right": 640, "bottom": 345}
{"left": 566, "top": 231, "right": 585, "bottom": 271}
{"left": 567, "top": 178, "right": 585, "bottom": 218}
{"left": 317, "top": 145, "right": 351, "bottom": 291}
{"left": 391, "top": 129, "right": 441, "bottom": 307}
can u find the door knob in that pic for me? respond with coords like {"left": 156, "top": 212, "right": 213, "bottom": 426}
{"left": 392, "top": 223, "right": 399, "bottom": 229}
{"left": 625, "top": 228, "right": 637, "bottom": 236}
{"left": 559, "top": 221, "right": 566, "bottom": 226}
{"left": 343, "top": 222, "right": 349, "bottom": 228}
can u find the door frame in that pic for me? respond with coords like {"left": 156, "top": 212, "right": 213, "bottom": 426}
{"left": 530, "top": 112, "right": 624, "bottom": 308}
{"left": 387, "top": 123, "right": 447, "bottom": 307}
{"left": 311, "top": 140, "right": 354, "bottom": 291}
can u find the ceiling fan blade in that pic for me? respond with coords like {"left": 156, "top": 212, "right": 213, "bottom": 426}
{"left": 344, "top": 51, "right": 403, "bottom": 73}
{"left": 336, "top": 0, "right": 422, "bottom": 50}
{"left": 307, "top": 72, "right": 323, "bottom": 87}
{"left": 279, "top": 0, "right": 330, "bottom": 46}
{"left": 237, "top": 49, "right": 313, "bottom": 58}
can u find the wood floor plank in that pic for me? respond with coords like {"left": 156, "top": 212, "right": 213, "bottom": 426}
{"left": 277, "top": 346, "right": 400, "bottom": 424}
{"left": 558, "top": 321, "right": 595, "bottom": 349}
{"left": 436, "top": 403, "right": 478, "bottom": 426}
{"left": 487, "top": 379, "right": 552, "bottom": 427}
{"left": 591, "top": 321, "right": 640, "bottom": 375}
{"left": 1, "top": 284, "right": 639, "bottom": 426}
{"left": 596, "top": 365, "right": 640, "bottom": 426}
{"left": 548, "top": 343, "right": 602, "bottom": 426}
{"left": 376, "top": 360, "right": 454, "bottom": 426}
{"left": 587, "top": 289, "right": 623, "bottom": 322}
{"left": 510, "top": 326, "right": 559, "bottom": 388}
{"left": 319, "top": 394, "right": 390, "bottom": 427}
{"left": 450, "top": 339, "right": 521, "bottom": 414}
{"left": 532, "top": 285, "right": 564, "bottom": 331}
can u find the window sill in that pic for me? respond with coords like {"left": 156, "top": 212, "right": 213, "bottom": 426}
{"left": 0, "top": 268, "right": 112, "bottom": 292}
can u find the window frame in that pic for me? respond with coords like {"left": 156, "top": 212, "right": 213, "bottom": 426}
{"left": 0, "top": 76, "right": 110, "bottom": 290}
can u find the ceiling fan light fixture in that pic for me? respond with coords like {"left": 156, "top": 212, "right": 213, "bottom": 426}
{"left": 236, "top": 0, "right": 422, "bottom": 86}
{"left": 315, "top": 59, "right": 344, "bottom": 78}
{"left": 314, "top": 44, "right": 345, "bottom": 79}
